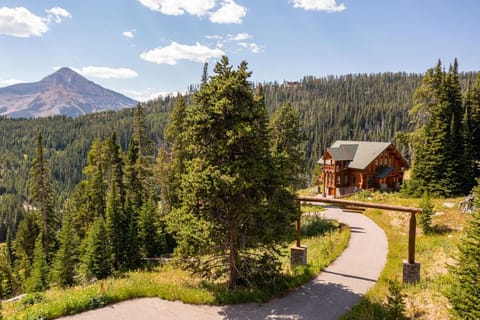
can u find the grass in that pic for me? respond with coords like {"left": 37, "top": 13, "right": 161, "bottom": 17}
{"left": 340, "top": 192, "right": 466, "bottom": 320}
{"left": 3, "top": 214, "right": 349, "bottom": 320}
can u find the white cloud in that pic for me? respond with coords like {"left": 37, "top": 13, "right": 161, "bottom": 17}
{"left": 45, "top": 7, "right": 72, "bottom": 23}
{"left": 138, "top": 0, "right": 215, "bottom": 16}
{"left": 0, "top": 78, "right": 24, "bottom": 87}
{"left": 0, "top": 6, "right": 70, "bottom": 38}
{"left": 238, "top": 42, "right": 263, "bottom": 53}
{"left": 122, "top": 30, "right": 135, "bottom": 38}
{"left": 228, "top": 32, "right": 251, "bottom": 41}
{"left": 248, "top": 43, "right": 262, "bottom": 53}
{"left": 209, "top": 0, "right": 246, "bottom": 24}
{"left": 292, "top": 0, "right": 346, "bottom": 12}
{"left": 140, "top": 42, "right": 224, "bottom": 65}
{"left": 0, "top": 7, "right": 48, "bottom": 37}
{"left": 74, "top": 67, "right": 139, "bottom": 79}
{"left": 205, "top": 34, "right": 223, "bottom": 40}
{"left": 121, "top": 88, "right": 181, "bottom": 102}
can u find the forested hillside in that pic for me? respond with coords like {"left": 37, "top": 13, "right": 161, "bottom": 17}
{"left": 1, "top": 71, "right": 478, "bottom": 241}
{"left": 0, "top": 98, "right": 175, "bottom": 241}
{"left": 262, "top": 73, "right": 424, "bottom": 170}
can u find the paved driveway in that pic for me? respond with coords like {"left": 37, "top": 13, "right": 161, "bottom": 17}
{"left": 61, "top": 206, "right": 387, "bottom": 320}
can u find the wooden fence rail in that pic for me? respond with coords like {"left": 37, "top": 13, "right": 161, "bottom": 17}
{"left": 297, "top": 196, "right": 422, "bottom": 264}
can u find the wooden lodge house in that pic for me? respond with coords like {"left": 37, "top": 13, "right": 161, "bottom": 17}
{"left": 318, "top": 140, "right": 409, "bottom": 198}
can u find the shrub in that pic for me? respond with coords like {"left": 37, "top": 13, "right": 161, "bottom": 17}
{"left": 419, "top": 192, "right": 433, "bottom": 234}
{"left": 384, "top": 280, "right": 406, "bottom": 320}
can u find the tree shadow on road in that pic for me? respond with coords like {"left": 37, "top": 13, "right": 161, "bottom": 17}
{"left": 216, "top": 280, "right": 364, "bottom": 320}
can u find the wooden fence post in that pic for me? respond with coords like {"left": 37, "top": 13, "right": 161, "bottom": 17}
{"left": 408, "top": 211, "right": 416, "bottom": 264}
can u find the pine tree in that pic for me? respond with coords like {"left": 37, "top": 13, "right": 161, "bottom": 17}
{"left": 409, "top": 62, "right": 446, "bottom": 196}
{"left": 25, "top": 233, "right": 49, "bottom": 292}
{"left": 471, "top": 73, "right": 480, "bottom": 176}
{"left": 84, "top": 139, "right": 107, "bottom": 218}
{"left": 463, "top": 77, "right": 476, "bottom": 191}
{"left": 446, "top": 180, "right": 480, "bottom": 319}
{"left": 5, "top": 228, "right": 15, "bottom": 267}
{"left": 162, "top": 94, "right": 187, "bottom": 210}
{"left": 166, "top": 56, "right": 299, "bottom": 288}
{"left": 385, "top": 280, "right": 407, "bottom": 320}
{"left": 269, "top": 102, "right": 305, "bottom": 189}
{"left": 409, "top": 60, "right": 472, "bottom": 197}
{"left": 138, "top": 194, "right": 166, "bottom": 258}
{"left": 50, "top": 213, "right": 79, "bottom": 287}
{"left": 29, "top": 133, "right": 57, "bottom": 259}
{"left": 201, "top": 62, "right": 208, "bottom": 85}
{"left": 79, "top": 217, "right": 112, "bottom": 280}
{"left": 14, "top": 212, "right": 39, "bottom": 279}
{"left": 105, "top": 173, "right": 126, "bottom": 269}
{"left": 443, "top": 60, "right": 466, "bottom": 194}
{"left": 419, "top": 192, "right": 433, "bottom": 234}
{"left": 102, "top": 133, "right": 127, "bottom": 269}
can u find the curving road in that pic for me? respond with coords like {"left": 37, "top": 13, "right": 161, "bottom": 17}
{"left": 61, "top": 206, "right": 387, "bottom": 320}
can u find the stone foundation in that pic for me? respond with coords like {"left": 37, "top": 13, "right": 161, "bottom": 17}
{"left": 291, "top": 246, "right": 307, "bottom": 267}
{"left": 403, "top": 260, "right": 420, "bottom": 284}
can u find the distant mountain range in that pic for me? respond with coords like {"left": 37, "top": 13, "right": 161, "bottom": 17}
{"left": 0, "top": 68, "right": 138, "bottom": 118}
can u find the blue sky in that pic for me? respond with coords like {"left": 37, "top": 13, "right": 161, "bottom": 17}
{"left": 1, "top": 0, "right": 479, "bottom": 101}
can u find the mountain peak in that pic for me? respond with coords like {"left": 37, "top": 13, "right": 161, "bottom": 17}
{"left": 41, "top": 67, "right": 86, "bottom": 86}
{"left": 0, "top": 68, "right": 137, "bottom": 118}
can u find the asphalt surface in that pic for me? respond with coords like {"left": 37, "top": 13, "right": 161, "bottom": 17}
{"left": 61, "top": 206, "right": 388, "bottom": 320}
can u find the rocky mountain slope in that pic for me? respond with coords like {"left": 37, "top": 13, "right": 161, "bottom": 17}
{"left": 0, "top": 68, "right": 137, "bottom": 118}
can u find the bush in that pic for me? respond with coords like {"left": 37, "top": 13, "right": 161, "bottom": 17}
{"left": 384, "top": 280, "right": 406, "bottom": 320}
{"left": 419, "top": 192, "right": 433, "bottom": 234}
{"left": 300, "top": 216, "right": 337, "bottom": 237}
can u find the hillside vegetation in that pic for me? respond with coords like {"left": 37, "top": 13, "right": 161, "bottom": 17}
{"left": 0, "top": 72, "right": 427, "bottom": 241}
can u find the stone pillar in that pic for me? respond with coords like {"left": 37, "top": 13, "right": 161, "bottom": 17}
{"left": 403, "top": 260, "right": 420, "bottom": 284}
{"left": 291, "top": 246, "right": 307, "bottom": 267}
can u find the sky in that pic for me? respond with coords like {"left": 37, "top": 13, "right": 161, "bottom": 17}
{"left": 1, "top": 0, "right": 479, "bottom": 102}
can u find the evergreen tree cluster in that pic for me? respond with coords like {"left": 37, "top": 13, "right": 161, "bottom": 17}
{"left": 161, "top": 57, "right": 304, "bottom": 289}
{"left": 262, "top": 73, "right": 425, "bottom": 172}
{"left": 0, "top": 98, "right": 174, "bottom": 242}
{"left": 0, "top": 105, "right": 171, "bottom": 298}
{"left": 0, "top": 57, "right": 306, "bottom": 295}
{"left": 0, "top": 72, "right": 433, "bottom": 240}
{"left": 406, "top": 60, "right": 480, "bottom": 197}
{"left": 446, "top": 179, "right": 480, "bottom": 319}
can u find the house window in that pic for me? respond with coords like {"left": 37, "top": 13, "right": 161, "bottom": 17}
{"left": 344, "top": 176, "right": 348, "bottom": 184}
{"left": 352, "top": 176, "right": 356, "bottom": 184}
{"left": 336, "top": 175, "right": 341, "bottom": 184}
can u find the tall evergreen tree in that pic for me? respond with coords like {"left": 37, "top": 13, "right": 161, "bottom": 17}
{"left": 25, "top": 233, "right": 49, "bottom": 292}
{"left": 463, "top": 77, "right": 476, "bottom": 190}
{"left": 409, "top": 60, "right": 473, "bottom": 196}
{"left": 67, "top": 138, "right": 108, "bottom": 238}
{"left": 446, "top": 180, "right": 480, "bottom": 318}
{"left": 201, "top": 62, "right": 209, "bottom": 85}
{"left": 105, "top": 171, "right": 126, "bottom": 269}
{"left": 443, "top": 60, "right": 466, "bottom": 194}
{"left": 161, "top": 94, "right": 187, "bottom": 211}
{"left": 471, "top": 73, "right": 480, "bottom": 176}
{"left": 269, "top": 102, "right": 305, "bottom": 189}
{"left": 29, "top": 133, "right": 56, "bottom": 258}
{"left": 50, "top": 213, "right": 79, "bottom": 287}
{"left": 166, "top": 57, "right": 299, "bottom": 288}
{"left": 14, "top": 212, "right": 40, "bottom": 279}
{"left": 79, "top": 217, "right": 112, "bottom": 280}
{"left": 138, "top": 194, "right": 166, "bottom": 258}
{"left": 5, "top": 228, "right": 15, "bottom": 268}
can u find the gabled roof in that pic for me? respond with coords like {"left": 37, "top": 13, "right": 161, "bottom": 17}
{"left": 318, "top": 140, "right": 395, "bottom": 170}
